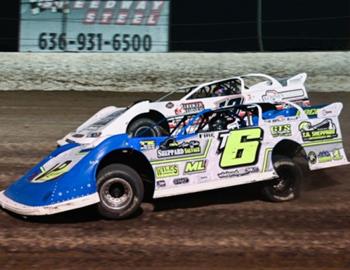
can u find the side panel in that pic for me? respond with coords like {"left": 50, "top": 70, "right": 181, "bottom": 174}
{"left": 140, "top": 128, "right": 276, "bottom": 199}
{"left": 300, "top": 115, "right": 349, "bottom": 170}
{"left": 242, "top": 73, "right": 308, "bottom": 104}
{"left": 261, "top": 105, "right": 349, "bottom": 172}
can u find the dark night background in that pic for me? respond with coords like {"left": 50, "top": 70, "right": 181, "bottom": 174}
{"left": 1, "top": 0, "right": 350, "bottom": 52}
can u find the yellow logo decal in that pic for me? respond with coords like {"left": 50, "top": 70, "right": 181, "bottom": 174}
{"left": 32, "top": 160, "right": 72, "bottom": 183}
{"left": 156, "top": 165, "right": 179, "bottom": 178}
{"left": 185, "top": 160, "right": 206, "bottom": 173}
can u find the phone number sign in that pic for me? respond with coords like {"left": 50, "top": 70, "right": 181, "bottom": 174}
{"left": 20, "top": 0, "right": 169, "bottom": 52}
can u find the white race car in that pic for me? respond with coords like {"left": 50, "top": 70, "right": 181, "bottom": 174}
{"left": 58, "top": 73, "right": 308, "bottom": 146}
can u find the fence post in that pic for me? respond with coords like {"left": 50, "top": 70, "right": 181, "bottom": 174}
{"left": 257, "top": 0, "right": 264, "bottom": 51}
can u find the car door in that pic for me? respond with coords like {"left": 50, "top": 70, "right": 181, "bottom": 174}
{"left": 145, "top": 132, "right": 212, "bottom": 198}
{"left": 150, "top": 106, "right": 274, "bottom": 198}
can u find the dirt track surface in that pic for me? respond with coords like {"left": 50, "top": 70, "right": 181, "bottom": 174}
{"left": 0, "top": 91, "right": 349, "bottom": 270}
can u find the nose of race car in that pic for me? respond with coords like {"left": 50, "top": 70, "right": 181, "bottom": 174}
{"left": 3, "top": 175, "right": 65, "bottom": 207}
{"left": 0, "top": 190, "right": 49, "bottom": 216}
{"left": 0, "top": 134, "right": 132, "bottom": 216}
{"left": 0, "top": 170, "right": 99, "bottom": 216}
{"left": 0, "top": 176, "right": 61, "bottom": 215}
{"left": 0, "top": 145, "right": 100, "bottom": 216}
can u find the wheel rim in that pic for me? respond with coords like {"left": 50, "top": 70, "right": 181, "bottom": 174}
{"left": 100, "top": 178, "right": 133, "bottom": 210}
{"left": 272, "top": 172, "right": 294, "bottom": 197}
{"left": 134, "top": 126, "right": 157, "bottom": 137}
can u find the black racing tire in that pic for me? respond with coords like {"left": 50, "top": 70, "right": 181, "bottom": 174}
{"left": 261, "top": 156, "right": 302, "bottom": 202}
{"left": 127, "top": 118, "right": 166, "bottom": 137}
{"left": 97, "top": 164, "right": 144, "bottom": 219}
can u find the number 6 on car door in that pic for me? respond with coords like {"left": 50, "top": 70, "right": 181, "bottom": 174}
{"left": 218, "top": 128, "right": 263, "bottom": 168}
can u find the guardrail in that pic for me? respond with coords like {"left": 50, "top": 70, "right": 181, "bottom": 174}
{"left": 0, "top": 52, "right": 349, "bottom": 92}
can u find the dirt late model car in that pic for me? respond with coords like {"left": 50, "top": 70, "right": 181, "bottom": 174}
{"left": 0, "top": 100, "right": 348, "bottom": 219}
{"left": 58, "top": 73, "right": 308, "bottom": 145}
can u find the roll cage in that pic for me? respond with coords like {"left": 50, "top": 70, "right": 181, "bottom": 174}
{"left": 170, "top": 101, "right": 309, "bottom": 137}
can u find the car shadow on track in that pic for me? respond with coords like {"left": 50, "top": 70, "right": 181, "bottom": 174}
{"left": 3, "top": 205, "right": 144, "bottom": 224}
{"left": 151, "top": 168, "right": 344, "bottom": 212}
{"left": 303, "top": 168, "right": 343, "bottom": 192}
{"left": 151, "top": 183, "right": 263, "bottom": 212}
{"left": 2, "top": 168, "right": 343, "bottom": 223}
{"left": 3, "top": 184, "right": 262, "bottom": 224}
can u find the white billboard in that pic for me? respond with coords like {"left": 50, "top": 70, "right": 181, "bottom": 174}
{"left": 20, "top": 0, "right": 170, "bottom": 52}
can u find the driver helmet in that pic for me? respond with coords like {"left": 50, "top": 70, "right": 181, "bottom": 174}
{"left": 213, "top": 86, "right": 226, "bottom": 96}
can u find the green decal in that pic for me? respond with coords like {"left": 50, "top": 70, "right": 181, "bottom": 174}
{"left": 332, "top": 149, "right": 343, "bottom": 160}
{"left": 140, "top": 140, "right": 156, "bottom": 151}
{"left": 270, "top": 124, "right": 291, "bottom": 137}
{"left": 219, "top": 128, "right": 263, "bottom": 169}
{"left": 297, "top": 108, "right": 319, "bottom": 117}
{"left": 318, "top": 152, "right": 333, "bottom": 163}
{"left": 32, "top": 160, "right": 72, "bottom": 183}
{"left": 299, "top": 119, "right": 337, "bottom": 141}
{"left": 156, "top": 165, "right": 179, "bottom": 178}
{"left": 318, "top": 149, "right": 343, "bottom": 163}
{"left": 185, "top": 160, "right": 206, "bottom": 174}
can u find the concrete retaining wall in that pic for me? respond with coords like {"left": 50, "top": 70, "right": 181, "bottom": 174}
{"left": 0, "top": 52, "right": 349, "bottom": 92}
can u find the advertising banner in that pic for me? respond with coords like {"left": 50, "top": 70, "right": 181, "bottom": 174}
{"left": 20, "top": 0, "right": 169, "bottom": 52}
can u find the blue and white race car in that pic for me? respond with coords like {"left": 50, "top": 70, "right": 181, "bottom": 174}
{"left": 0, "top": 101, "right": 348, "bottom": 219}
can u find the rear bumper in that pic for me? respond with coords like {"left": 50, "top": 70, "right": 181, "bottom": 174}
{"left": 0, "top": 190, "right": 99, "bottom": 216}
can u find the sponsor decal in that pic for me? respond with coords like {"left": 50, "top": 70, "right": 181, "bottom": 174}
{"left": 308, "top": 149, "right": 343, "bottom": 164}
{"left": 157, "top": 139, "right": 201, "bottom": 158}
{"left": 199, "top": 176, "right": 209, "bottom": 182}
{"left": 319, "top": 109, "right": 334, "bottom": 117}
{"left": 156, "top": 180, "right": 166, "bottom": 188}
{"left": 270, "top": 124, "right": 292, "bottom": 137}
{"left": 299, "top": 119, "right": 337, "bottom": 141}
{"left": 184, "top": 160, "right": 206, "bottom": 174}
{"left": 262, "top": 90, "right": 283, "bottom": 103}
{"left": 332, "top": 149, "right": 343, "bottom": 161}
{"left": 297, "top": 108, "right": 319, "bottom": 118}
{"left": 22, "top": 1, "right": 169, "bottom": 53}
{"left": 199, "top": 132, "right": 215, "bottom": 139}
{"left": 269, "top": 115, "right": 286, "bottom": 123}
{"left": 317, "top": 151, "right": 333, "bottom": 163}
{"left": 28, "top": 0, "right": 165, "bottom": 26}
{"left": 175, "top": 101, "right": 204, "bottom": 115}
{"left": 150, "top": 139, "right": 212, "bottom": 165}
{"left": 218, "top": 167, "right": 259, "bottom": 179}
{"left": 308, "top": 151, "right": 317, "bottom": 164}
{"left": 166, "top": 102, "right": 174, "bottom": 109}
{"left": 173, "top": 177, "right": 189, "bottom": 185}
{"left": 263, "top": 89, "right": 305, "bottom": 103}
{"left": 140, "top": 140, "right": 156, "bottom": 151}
{"left": 31, "top": 160, "right": 72, "bottom": 183}
{"left": 155, "top": 165, "right": 179, "bottom": 178}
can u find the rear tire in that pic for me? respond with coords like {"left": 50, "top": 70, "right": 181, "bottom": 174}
{"left": 97, "top": 164, "right": 144, "bottom": 219}
{"left": 127, "top": 118, "right": 166, "bottom": 137}
{"left": 262, "top": 156, "right": 302, "bottom": 202}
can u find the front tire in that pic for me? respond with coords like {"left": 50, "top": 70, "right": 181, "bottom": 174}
{"left": 262, "top": 156, "right": 302, "bottom": 202}
{"left": 97, "top": 164, "right": 144, "bottom": 219}
{"left": 127, "top": 118, "right": 166, "bottom": 137}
